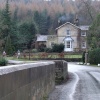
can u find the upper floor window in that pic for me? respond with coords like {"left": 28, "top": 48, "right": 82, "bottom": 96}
{"left": 66, "top": 30, "right": 70, "bottom": 36}
{"left": 81, "top": 31, "right": 86, "bottom": 36}
{"left": 82, "top": 41, "right": 86, "bottom": 48}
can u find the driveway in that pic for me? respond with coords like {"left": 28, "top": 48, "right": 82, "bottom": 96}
{"left": 48, "top": 63, "right": 100, "bottom": 100}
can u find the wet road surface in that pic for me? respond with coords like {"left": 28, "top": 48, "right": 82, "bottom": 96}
{"left": 48, "top": 63, "right": 100, "bottom": 100}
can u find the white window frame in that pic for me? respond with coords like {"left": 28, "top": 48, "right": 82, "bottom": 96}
{"left": 81, "top": 31, "right": 86, "bottom": 36}
{"left": 66, "top": 41, "right": 70, "bottom": 48}
{"left": 66, "top": 41, "right": 72, "bottom": 48}
{"left": 64, "top": 38, "right": 73, "bottom": 52}
{"left": 51, "top": 42, "right": 54, "bottom": 47}
{"left": 82, "top": 41, "right": 86, "bottom": 48}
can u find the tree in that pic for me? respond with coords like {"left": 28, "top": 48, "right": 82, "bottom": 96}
{"left": 34, "top": 10, "right": 51, "bottom": 35}
{"left": 1, "top": 0, "right": 11, "bottom": 39}
{"left": 39, "top": 10, "right": 49, "bottom": 35}
{"left": 17, "top": 21, "right": 37, "bottom": 50}
{"left": 77, "top": 0, "right": 96, "bottom": 25}
{"left": 33, "top": 11, "right": 40, "bottom": 33}
{"left": 82, "top": 0, "right": 94, "bottom": 21}
{"left": 11, "top": 7, "right": 19, "bottom": 50}
{"left": 0, "top": 0, "right": 14, "bottom": 54}
{"left": 87, "top": 14, "right": 100, "bottom": 49}
{"left": 27, "top": 40, "right": 33, "bottom": 60}
{"left": 5, "top": 35, "right": 13, "bottom": 55}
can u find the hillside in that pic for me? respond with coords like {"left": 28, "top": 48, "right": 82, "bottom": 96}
{"left": 0, "top": 0, "right": 100, "bottom": 25}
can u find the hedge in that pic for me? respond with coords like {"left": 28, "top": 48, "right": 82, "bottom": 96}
{"left": 89, "top": 48, "right": 100, "bottom": 64}
{"left": 0, "top": 57, "right": 8, "bottom": 66}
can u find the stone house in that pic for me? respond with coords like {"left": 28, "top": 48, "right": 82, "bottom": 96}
{"left": 36, "top": 22, "right": 89, "bottom": 52}
{"left": 36, "top": 35, "right": 47, "bottom": 49}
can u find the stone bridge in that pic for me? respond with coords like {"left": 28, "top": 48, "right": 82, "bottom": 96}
{"left": 0, "top": 60, "right": 68, "bottom": 100}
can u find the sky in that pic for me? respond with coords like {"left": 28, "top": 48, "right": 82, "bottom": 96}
{"left": 44, "top": 0, "right": 100, "bottom": 1}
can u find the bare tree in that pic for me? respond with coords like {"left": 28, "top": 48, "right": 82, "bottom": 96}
{"left": 82, "top": 0, "right": 93, "bottom": 21}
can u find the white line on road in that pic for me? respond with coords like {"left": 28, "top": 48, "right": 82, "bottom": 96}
{"left": 69, "top": 72, "right": 79, "bottom": 100}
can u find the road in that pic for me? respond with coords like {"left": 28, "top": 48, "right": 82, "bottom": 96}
{"left": 48, "top": 63, "right": 100, "bottom": 100}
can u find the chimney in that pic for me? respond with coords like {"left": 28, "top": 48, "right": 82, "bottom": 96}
{"left": 74, "top": 14, "right": 79, "bottom": 26}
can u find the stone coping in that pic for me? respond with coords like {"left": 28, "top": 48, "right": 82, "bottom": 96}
{"left": 0, "top": 61, "right": 55, "bottom": 75}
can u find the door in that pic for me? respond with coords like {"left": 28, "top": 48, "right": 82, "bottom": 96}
{"left": 64, "top": 41, "right": 73, "bottom": 52}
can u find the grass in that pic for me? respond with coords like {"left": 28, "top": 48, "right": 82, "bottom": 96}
{"left": 6, "top": 56, "right": 32, "bottom": 61}
{"left": 64, "top": 55, "right": 82, "bottom": 58}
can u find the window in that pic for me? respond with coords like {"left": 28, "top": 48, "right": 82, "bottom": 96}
{"left": 66, "top": 41, "right": 70, "bottom": 48}
{"left": 51, "top": 42, "right": 54, "bottom": 47}
{"left": 81, "top": 31, "right": 86, "bottom": 36}
{"left": 66, "top": 30, "right": 70, "bottom": 36}
{"left": 82, "top": 41, "right": 86, "bottom": 48}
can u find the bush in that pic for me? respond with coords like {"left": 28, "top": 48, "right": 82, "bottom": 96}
{"left": 52, "top": 43, "right": 64, "bottom": 53}
{"left": 88, "top": 48, "right": 100, "bottom": 64}
{"left": 45, "top": 48, "right": 52, "bottom": 53}
{"left": 38, "top": 44, "right": 46, "bottom": 52}
{"left": 32, "top": 49, "right": 38, "bottom": 53}
{"left": 0, "top": 57, "right": 8, "bottom": 66}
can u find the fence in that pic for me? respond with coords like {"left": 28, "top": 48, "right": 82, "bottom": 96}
{"left": 17, "top": 52, "right": 82, "bottom": 62}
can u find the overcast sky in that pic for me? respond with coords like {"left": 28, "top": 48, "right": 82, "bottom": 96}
{"left": 44, "top": 0, "right": 100, "bottom": 1}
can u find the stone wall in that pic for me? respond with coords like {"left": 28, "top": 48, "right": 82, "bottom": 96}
{"left": 0, "top": 62, "right": 55, "bottom": 100}
{"left": 54, "top": 60, "right": 68, "bottom": 84}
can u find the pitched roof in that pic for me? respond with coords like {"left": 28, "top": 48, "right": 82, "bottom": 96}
{"left": 63, "top": 36, "right": 74, "bottom": 41}
{"left": 55, "top": 22, "right": 80, "bottom": 30}
{"left": 79, "top": 25, "right": 89, "bottom": 31}
{"left": 37, "top": 35, "right": 47, "bottom": 42}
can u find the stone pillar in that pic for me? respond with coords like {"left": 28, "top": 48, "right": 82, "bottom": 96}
{"left": 85, "top": 52, "right": 88, "bottom": 64}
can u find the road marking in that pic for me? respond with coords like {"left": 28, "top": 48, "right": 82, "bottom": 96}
{"left": 69, "top": 73, "right": 79, "bottom": 100}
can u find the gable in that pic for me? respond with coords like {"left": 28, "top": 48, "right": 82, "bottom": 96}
{"left": 56, "top": 22, "right": 80, "bottom": 30}
{"left": 57, "top": 23, "right": 80, "bottom": 37}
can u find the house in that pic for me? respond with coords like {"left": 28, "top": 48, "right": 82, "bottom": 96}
{"left": 36, "top": 22, "right": 89, "bottom": 52}
{"left": 35, "top": 35, "right": 47, "bottom": 49}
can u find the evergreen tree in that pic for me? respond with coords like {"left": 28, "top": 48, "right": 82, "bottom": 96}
{"left": 1, "top": 0, "right": 12, "bottom": 38}
{"left": 39, "top": 10, "right": 48, "bottom": 35}
{"left": 17, "top": 21, "right": 37, "bottom": 50}
{"left": 33, "top": 11, "right": 40, "bottom": 34}
{"left": 5, "top": 35, "right": 13, "bottom": 55}
{"left": 34, "top": 10, "right": 51, "bottom": 35}
{"left": 87, "top": 14, "right": 100, "bottom": 49}
{"left": 11, "top": 7, "right": 19, "bottom": 50}
{"left": 0, "top": 0, "right": 16, "bottom": 54}
{"left": 0, "top": 10, "right": 2, "bottom": 37}
{"left": 13, "top": 7, "right": 18, "bottom": 22}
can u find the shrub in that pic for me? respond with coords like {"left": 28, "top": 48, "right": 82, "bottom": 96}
{"left": 32, "top": 49, "right": 38, "bottom": 53}
{"left": 45, "top": 48, "right": 52, "bottom": 53}
{"left": 88, "top": 48, "right": 100, "bottom": 64}
{"left": 0, "top": 57, "right": 8, "bottom": 66}
{"left": 38, "top": 44, "right": 46, "bottom": 52}
{"left": 52, "top": 43, "right": 64, "bottom": 53}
